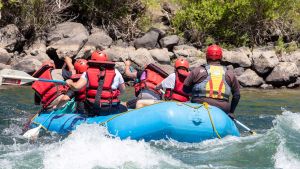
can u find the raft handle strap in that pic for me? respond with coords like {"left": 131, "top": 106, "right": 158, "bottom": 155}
{"left": 203, "top": 102, "right": 221, "bottom": 139}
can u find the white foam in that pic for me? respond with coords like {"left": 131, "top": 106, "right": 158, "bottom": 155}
{"left": 274, "top": 141, "right": 300, "bottom": 169}
{"left": 279, "top": 111, "right": 300, "bottom": 131}
{"left": 0, "top": 159, "right": 13, "bottom": 169}
{"left": 43, "top": 124, "right": 182, "bottom": 169}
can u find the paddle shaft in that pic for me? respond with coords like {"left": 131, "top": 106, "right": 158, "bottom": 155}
{"left": 234, "top": 119, "right": 256, "bottom": 134}
{"left": 1, "top": 75, "right": 66, "bottom": 85}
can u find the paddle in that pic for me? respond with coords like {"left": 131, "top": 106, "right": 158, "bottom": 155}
{"left": 0, "top": 74, "right": 66, "bottom": 85}
{"left": 233, "top": 118, "right": 256, "bottom": 135}
{"left": 23, "top": 110, "right": 56, "bottom": 140}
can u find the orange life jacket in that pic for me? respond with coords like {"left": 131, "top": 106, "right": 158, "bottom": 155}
{"left": 134, "top": 63, "right": 168, "bottom": 97}
{"left": 32, "top": 65, "right": 68, "bottom": 108}
{"left": 86, "top": 60, "right": 120, "bottom": 107}
{"left": 164, "top": 71, "right": 190, "bottom": 102}
{"left": 70, "top": 74, "right": 86, "bottom": 102}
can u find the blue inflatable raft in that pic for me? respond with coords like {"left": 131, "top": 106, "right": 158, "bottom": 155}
{"left": 30, "top": 101, "right": 240, "bottom": 142}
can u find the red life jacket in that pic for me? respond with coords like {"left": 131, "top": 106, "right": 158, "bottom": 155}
{"left": 32, "top": 65, "right": 68, "bottom": 108}
{"left": 86, "top": 60, "right": 120, "bottom": 107}
{"left": 70, "top": 74, "right": 86, "bottom": 102}
{"left": 164, "top": 71, "right": 190, "bottom": 102}
{"left": 134, "top": 63, "right": 168, "bottom": 97}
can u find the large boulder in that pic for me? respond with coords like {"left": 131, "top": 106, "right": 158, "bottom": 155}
{"left": 47, "top": 22, "right": 89, "bottom": 59}
{"left": 23, "top": 52, "right": 51, "bottom": 63}
{"left": 12, "top": 58, "right": 42, "bottom": 73}
{"left": 159, "top": 35, "right": 179, "bottom": 50}
{"left": 266, "top": 62, "right": 299, "bottom": 87}
{"left": 115, "top": 62, "right": 125, "bottom": 74}
{"left": 252, "top": 49, "right": 279, "bottom": 75}
{"left": 149, "top": 48, "right": 170, "bottom": 64}
{"left": 25, "top": 38, "right": 47, "bottom": 56}
{"left": 134, "top": 28, "right": 164, "bottom": 49}
{"left": 129, "top": 48, "right": 155, "bottom": 68}
{"left": 0, "top": 48, "right": 13, "bottom": 64}
{"left": 234, "top": 67, "right": 245, "bottom": 77}
{"left": 222, "top": 47, "right": 252, "bottom": 67}
{"left": 281, "top": 50, "right": 300, "bottom": 75}
{"left": 0, "top": 63, "right": 11, "bottom": 70}
{"left": 0, "top": 24, "right": 25, "bottom": 52}
{"left": 156, "top": 63, "right": 174, "bottom": 75}
{"left": 187, "top": 57, "right": 206, "bottom": 69}
{"left": 173, "top": 45, "right": 204, "bottom": 59}
{"left": 237, "top": 69, "right": 264, "bottom": 87}
{"left": 104, "top": 46, "right": 135, "bottom": 62}
{"left": 76, "top": 31, "right": 113, "bottom": 58}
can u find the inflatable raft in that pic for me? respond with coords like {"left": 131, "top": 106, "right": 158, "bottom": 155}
{"left": 29, "top": 101, "right": 240, "bottom": 142}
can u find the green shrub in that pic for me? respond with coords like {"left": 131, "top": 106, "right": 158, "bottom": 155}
{"left": 172, "top": 0, "right": 300, "bottom": 47}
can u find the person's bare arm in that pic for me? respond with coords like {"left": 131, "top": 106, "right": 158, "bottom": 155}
{"left": 124, "top": 60, "right": 137, "bottom": 79}
{"left": 66, "top": 78, "right": 87, "bottom": 91}
{"left": 64, "top": 56, "right": 76, "bottom": 75}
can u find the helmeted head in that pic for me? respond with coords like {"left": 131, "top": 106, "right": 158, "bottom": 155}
{"left": 175, "top": 57, "right": 189, "bottom": 75}
{"left": 206, "top": 44, "right": 223, "bottom": 61}
{"left": 74, "top": 59, "right": 88, "bottom": 74}
{"left": 42, "top": 60, "right": 55, "bottom": 68}
{"left": 91, "top": 50, "right": 108, "bottom": 61}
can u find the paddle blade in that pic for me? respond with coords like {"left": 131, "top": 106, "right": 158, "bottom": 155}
{"left": 23, "top": 125, "right": 42, "bottom": 140}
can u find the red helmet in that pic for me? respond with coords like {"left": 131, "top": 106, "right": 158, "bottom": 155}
{"left": 42, "top": 60, "right": 55, "bottom": 68}
{"left": 206, "top": 45, "right": 223, "bottom": 60}
{"left": 91, "top": 50, "right": 108, "bottom": 61}
{"left": 74, "top": 59, "right": 88, "bottom": 74}
{"left": 175, "top": 57, "right": 189, "bottom": 69}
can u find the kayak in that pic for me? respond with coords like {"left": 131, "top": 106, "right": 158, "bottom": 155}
{"left": 29, "top": 100, "right": 240, "bottom": 142}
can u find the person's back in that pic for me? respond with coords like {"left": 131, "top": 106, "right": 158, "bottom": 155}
{"left": 66, "top": 50, "right": 126, "bottom": 115}
{"left": 183, "top": 45, "right": 240, "bottom": 118}
{"left": 156, "top": 57, "right": 190, "bottom": 102}
{"left": 32, "top": 60, "right": 68, "bottom": 110}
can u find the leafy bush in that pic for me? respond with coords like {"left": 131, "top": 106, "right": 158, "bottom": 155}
{"left": 172, "top": 0, "right": 300, "bottom": 47}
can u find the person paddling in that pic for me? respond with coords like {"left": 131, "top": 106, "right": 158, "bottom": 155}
{"left": 155, "top": 57, "right": 190, "bottom": 102}
{"left": 57, "top": 59, "right": 89, "bottom": 113}
{"left": 183, "top": 44, "right": 240, "bottom": 118}
{"left": 124, "top": 60, "right": 168, "bottom": 108}
{"left": 31, "top": 60, "right": 69, "bottom": 110}
{"left": 66, "top": 50, "right": 127, "bottom": 116}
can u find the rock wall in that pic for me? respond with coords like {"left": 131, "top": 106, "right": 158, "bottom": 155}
{"left": 0, "top": 22, "right": 300, "bottom": 89}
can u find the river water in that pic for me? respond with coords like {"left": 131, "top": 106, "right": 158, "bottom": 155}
{"left": 0, "top": 86, "right": 299, "bottom": 169}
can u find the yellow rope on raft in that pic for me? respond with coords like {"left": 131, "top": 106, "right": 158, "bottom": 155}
{"left": 203, "top": 102, "right": 222, "bottom": 139}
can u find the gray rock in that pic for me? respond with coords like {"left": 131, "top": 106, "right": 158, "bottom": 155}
{"left": 76, "top": 31, "right": 113, "bottom": 58}
{"left": 156, "top": 63, "right": 174, "bottom": 75}
{"left": 134, "top": 29, "right": 160, "bottom": 49}
{"left": 149, "top": 48, "right": 170, "bottom": 64}
{"left": 189, "top": 58, "right": 207, "bottom": 69}
{"left": 25, "top": 38, "right": 47, "bottom": 56}
{"left": 159, "top": 35, "right": 179, "bottom": 49}
{"left": 0, "top": 63, "right": 11, "bottom": 70}
{"left": 12, "top": 58, "right": 42, "bottom": 73}
{"left": 129, "top": 48, "right": 155, "bottom": 67}
{"left": 0, "top": 48, "right": 13, "bottom": 64}
{"left": 0, "top": 24, "right": 25, "bottom": 52}
{"left": 23, "top": 52, "right": 51, "bottom": 63}
{"left": 287, "top": 77, "right": 300, "bottom": 88}
{"left": 51, "top": 69, "right": 64, "bottom": 80}
{"left": 173, "top": 45, "right": 204, "bottom": 58}
{"left": 47, "top": 22, "right": 89, "bottom": 59}
{"left": 115, "top": 62, "right": 125, "bottom": 74}
{"left": 260, "top": 83, "right": 274, "bottom": 89}
{"left": 281, "top": 50, "right": 300, "bottom": 75}
{"left": 234, "top": 67, "right": 245, "bottom": 77}
{"left": 237, "top": 69, "right": 264, "bottom": 87}
{"left": 103, "top": 46, "right": 136, "bottom": 62}
{"left": 252, "top": 49, "right": 279, "bottom": 75}
{"left": 222, "top": 47, "right": 252, "bottom": 67}
{"left": 266, "top": 62, "right": 299, "bottom": 86}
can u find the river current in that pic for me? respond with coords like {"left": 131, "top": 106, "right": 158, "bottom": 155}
{"left": 0, "top": 86, "right": 299, "bottom": 169}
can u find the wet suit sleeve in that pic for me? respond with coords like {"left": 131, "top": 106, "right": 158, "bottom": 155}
{"left": 183, "top": 70, "right": 195, "bottom": 94}
{"left": 229, "top": 75, "right": 241, "bottom": 114}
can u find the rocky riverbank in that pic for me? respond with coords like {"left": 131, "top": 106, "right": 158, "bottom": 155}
{"left": 0, "top": 22, "right": 299, "bottom": 89}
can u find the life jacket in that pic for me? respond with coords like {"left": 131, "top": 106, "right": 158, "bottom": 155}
{"left": 70, "top": 74, "right": 86, "bottom": 102}
{"left": 86, "top": 60, "right": 120, "bottom": 107}
{"left": 164, "top": 71, "right": 190, "bottom": 102}
{"left": 192, "top": 65, "right": 231, "bottom": 101}
{"left": 32, "top": 65, "right": 68, "bottom": 108}
{"left": 134, "top": 63, "right": 168, "bottom": 97}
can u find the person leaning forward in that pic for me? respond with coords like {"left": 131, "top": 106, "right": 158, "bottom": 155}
{"left": 66, "top": 50, "right": 127, "bottom": 116}
{"left": 183, "top": 44, "right": 240, "bottom": 119}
